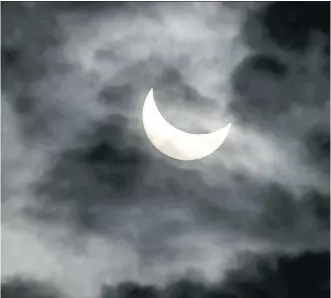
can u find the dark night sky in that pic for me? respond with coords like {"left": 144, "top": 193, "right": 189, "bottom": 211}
{"left": 2, "top": 2, "right": 330, "bottom": 298}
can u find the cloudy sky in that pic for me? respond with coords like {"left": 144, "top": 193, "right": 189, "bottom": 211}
{"left": 2, "top": 2, "right": 330, "bottom": 298}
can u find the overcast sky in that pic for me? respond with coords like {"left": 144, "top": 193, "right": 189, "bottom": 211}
{"left": 2, "top": 2, "right": 330, "bottom": 298}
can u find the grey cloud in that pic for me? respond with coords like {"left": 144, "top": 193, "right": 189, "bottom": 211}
{"left": 96, "top": 251, "right": 331, "bottom": 298}
{"left": 1, "top": 277, "right": 62, "bottom": 298}
{"left": 2, "top": 2, "right": 329, "bottom": 298}
{"left": 2, "top": 251, "right": 328, "bottom": 298}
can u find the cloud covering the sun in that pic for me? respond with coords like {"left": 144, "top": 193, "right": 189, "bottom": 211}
{"left": 2, "top": 2, "right": 329, "bottom": 298}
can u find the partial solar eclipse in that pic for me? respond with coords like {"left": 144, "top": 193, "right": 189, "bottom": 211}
{"left": 142, "top": 89, "right": 231, "bottom": 161}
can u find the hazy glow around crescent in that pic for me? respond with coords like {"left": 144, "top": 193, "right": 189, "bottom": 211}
{"left": 142, "top": 89, "right": 231, "bottom": 161}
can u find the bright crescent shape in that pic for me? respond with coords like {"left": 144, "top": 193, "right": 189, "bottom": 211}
{"left": 142, "top": 89, "right": 231, "bottom": 161}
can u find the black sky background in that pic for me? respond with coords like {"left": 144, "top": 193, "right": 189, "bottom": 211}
{"left": 1, "top": 2, "right": 330, "bottom": 298}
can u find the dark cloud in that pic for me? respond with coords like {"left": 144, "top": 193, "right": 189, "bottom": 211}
{"left": 228, "top": 2, "right": 330, "bottom": 160}
{"left": 29, "top": 120, "right": 329, "bottom": 249}
{"left": 99, "top": 251, "right": 329, "bottom": 298}
{"left": 195, "top": 180, "right": 329, "bottom": 248}
{"left": 7, "top": 94, "right": 53, "bottom": 143}
{"left": 1, "top": 2, "right": 61, "bottom": 88}
{"left": 28, "top": 115, "right": 204, "bottom": 232}
{"left": 1, "top": 277, "right": 62, "bottom": 298}
{"left": 303, "top": 125, "right": 330, "bottom": 174}
{"left": 2, "top": 252, "right": 329, "bottom": 298}
{"left": 98, "top": 84, "right": 135, "bottom": 111}
{"left": 54, "top": 1, "right": 126, "bottom": 13}
{"left": 245, "top": 54, "right": 288, "bottom": 76}
{"left": 261, "top": 2, "right": 330, "bottom": 53}
{"left": 242, "top": 2, "right": 330, "bottom": 53}
{"left": 27, "top": 115, "right": 148, "bottom": 231}
{"left": 222, "top": 251, "right": 330, "bottom": 298}
{"left": 230, "top": 3, "right": 329, "bottom": 126}
{"left": 230, "top": 54, "right": 291, "bottom": 125}
{"left": 1, "top": 46, "right": 20, "bottom": 65}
